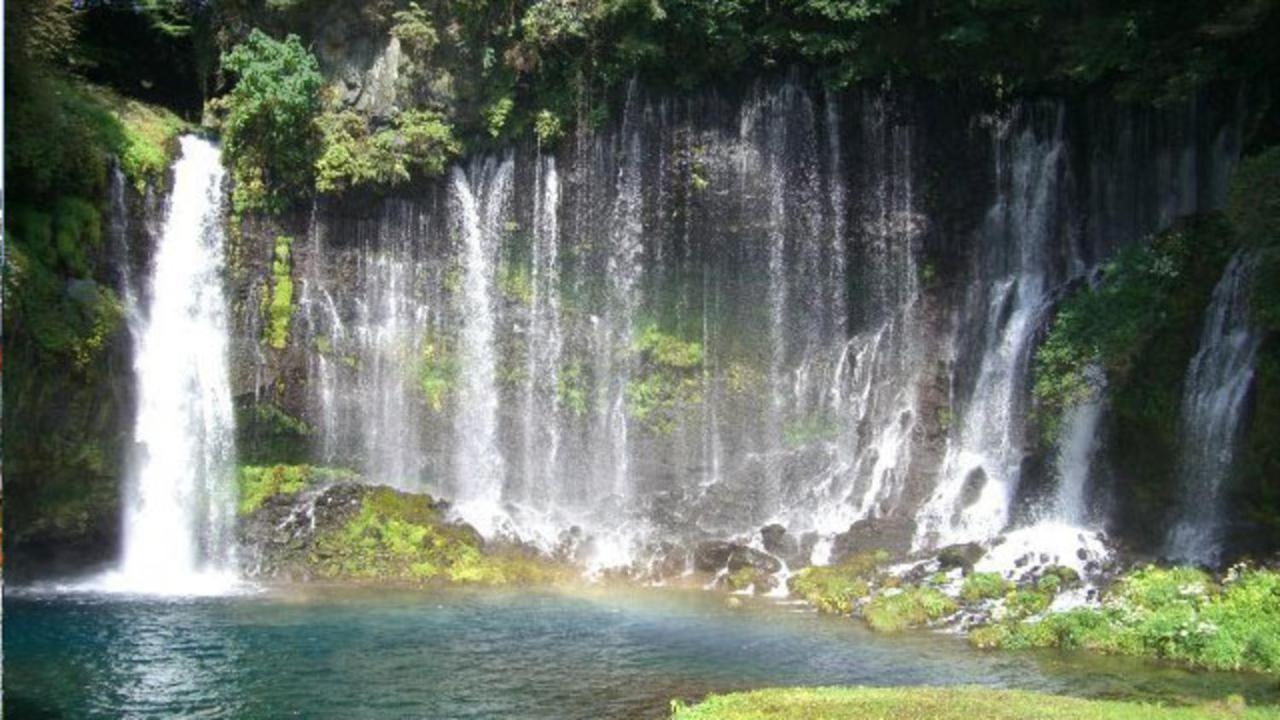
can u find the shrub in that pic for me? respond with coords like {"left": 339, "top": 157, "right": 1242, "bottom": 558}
{"left": 218, "top": 29, "right": 323, "bottom": 213}
{"left": 314, "top": 108, "right": 460, "bottom": 193}
{"left": 1032, "top": 218, "right": 1230, "bottom": 440}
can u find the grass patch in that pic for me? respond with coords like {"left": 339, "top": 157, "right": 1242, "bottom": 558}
{"left": 863, "top": 587, "right": 958, "bottom": 633}
{"left": 670, "top": 686, "right": 1280, "bottom": 719}
{"left": 787, "top": 551, "right": 888, "bottom": 614}
{"left": 960, "top": 572, "right": 1012, "bottom": 604}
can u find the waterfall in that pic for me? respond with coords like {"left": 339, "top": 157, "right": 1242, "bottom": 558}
{"left": 109, "top": 136, "right": 239, "bottom": 594}
{"left": 451, "top": 159, "right": 512, "bottom": 532}
{"left": 1168, "top": 252, "right": 1261, "bottom": 564}
{"left": 521, "top": 156, "right": 564, "bottom": 512}
{"left": 914, "top": 107, "right": 1069, "bottom": 549}
{"left": 1053, "top": 389, "right": 1105, "bottom": 525}
{"left": 269, "top": 81, "right": 1240, "bottom": 572}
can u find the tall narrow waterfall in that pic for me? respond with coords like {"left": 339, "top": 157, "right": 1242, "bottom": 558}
{"left": 451, "top": 160, "right": 512, "bottom": 532}
{"left": 1168, "top": 252, "right": 1260, "bottom": 564}
{"left": 113, "top": 136, "right": 238, "bottom": 594}
{"left": 915, "top": 107, "right": 1069, "bottom": 549}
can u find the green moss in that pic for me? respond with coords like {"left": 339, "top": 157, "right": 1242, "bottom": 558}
{"left": 635, "top": 323, "right": 704, "bottom": 368}
{"left": 788, "top": 552, "right": 888, "bottom": 615}
{"left": 726, "top": 566, "right": 764, "bottom": 592}
{"left": 311, "top": 486, "right": 567, "bottom": 586}
{"left": 783, "top": 414, "right": 839, "bottom": 448}
{"left": 864, "top": 587, "right": 958, "bottom": 633}
{"left": 417, "top": 336, "right": 458, "bottom": 412}
{"left": 960, "top": 571, "right": 1011, "bottom": 604}
{"left": 626, "top": 324, "right": 705, "bottom": 434}
{"left": 670, "top": 686, "right": 1280, "bottom": 720}
{"left": 498, "top": 262, "right": 534, "bottom": 305}
{"left": 971, "top": 565, "right": 1280, "bottom": 674}
{"left": 264, "top": 235, "right": 295, "bottom": 349}
{"left": 237, "top": 464, "right": 356, "bottom": 515}
{"left": 558, "top": 362, "right": 590, "bottom": 417}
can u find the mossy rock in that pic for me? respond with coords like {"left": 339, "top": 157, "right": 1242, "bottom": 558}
{"left": 240, "top": 481, "right": 569, "bottom": 587}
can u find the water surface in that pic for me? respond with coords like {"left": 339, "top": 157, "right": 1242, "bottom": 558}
{"left": 6, "top": 585, "right": 1275, "bottom": 719}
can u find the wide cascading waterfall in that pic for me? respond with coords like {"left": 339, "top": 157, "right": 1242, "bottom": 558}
{"left": 1167, "top": 252, "right": 1261, "bottom": 564}
{"left": 108, "top": 135, "right": 239, "bottom": 594}
{"left": 275, "top": 78, "right": 1242, "bottom": 573}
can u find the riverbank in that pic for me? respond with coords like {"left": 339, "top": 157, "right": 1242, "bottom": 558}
{"left": 671, "top": 687, "right": 1280, "bottom": 720}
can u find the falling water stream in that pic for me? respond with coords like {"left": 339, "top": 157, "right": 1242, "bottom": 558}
{"left": 1168, "top": 252, "right": 1261, "bottom": 564}
{"left": 99, "top": 136, "right": 240, "bottom": 595}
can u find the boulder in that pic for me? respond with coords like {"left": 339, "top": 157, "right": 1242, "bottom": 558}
{"left": 727, "top": 546, "right": 783, "bottom": 575}
{"left": 693, "top": 540, "right": 736, "bottom": 572}
{"left": 760, "top": 523, "right": 801, "bottom": 565}
{"left": 937, "top": 542, "right": 985, "bottom": 571}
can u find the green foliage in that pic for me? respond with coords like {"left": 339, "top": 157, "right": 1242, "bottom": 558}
{"left": 6, "top": 203, "right": 124, "bottom": 372}
{"left": 217, "top": 29, "right": 323, "bottom": 213}
{"left": 864, "top": 586, "right": 958, "bottom": 633}
{"left": 787, "top": 552, "right": 887, "bottom": 614}
{"left": 635, "top": 323, "right": 705, "bottom": 368}
{"left": 483, "top": 96, "right": 515, "bottom": 138}
{"left": 391, "top": 2, "right": 438, "bottom": 54}
{"left": 534, "top": 109, "right": 564, "bottom": 146}
{"left": 960, "top": 571, "right": 1011, "bottom": 604}
{"left": 235, "top": 401, "right": 313, "bottom": 464}
{"left": 314, "top": 108, "right": 460, "bottom": 194}
{"left": 972, "top": 565, "right": 1280, "bottom": 674}
{"left": 7, "top": 73, "right": 185, "bottom": 201}
{"left": 237, "top": 464, "right": 356, "bottom": 515}
{"left": 1005, "top": 587, "right": 1054, "bottom": 619}
{"left": 1228, "top": 147, "right": 1280, "bottom": 331}
{"left": 1034, "top": 217, "right": 1231, "bottom": 441}
{"left": 311, "top": 487, "right": 567, "bottom": 585}
{"left": 670, "top": 686, "right": 1280, "bottom": 720}
{"left": 626, "top": 324, "right": 705, "bottom": 434}
{"left": 417, "top": 336, "right": 458, "bottom": 412}
{"left": 557, "top": 362, "right": 590, "bottom": 417}
{"left": 264, "top": 235, "right": 295, "bottom": 350}
{"left": 498, "top": 262, "right": 534, "bottom": 305}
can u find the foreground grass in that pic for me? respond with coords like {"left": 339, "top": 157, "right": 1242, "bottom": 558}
{"left": 671, "top": 687, "right": 1280, "bottom": 720}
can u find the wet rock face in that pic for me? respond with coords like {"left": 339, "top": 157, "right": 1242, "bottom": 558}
{"left": 693, "top": 540, "right": 782, "bottom": 576}
{"left": 237, "top": 483, "right": 367, "bottom": 579}
{"left": 728, "top": 546, "right": 783, "bottom": 575}
{"left": 761, "top": 524, "right": 801, "bottom": 566}
{"left": 829, "top": 517, "right": 918, "bottom": 564}
{"left": 693, "top": 541, "right": 736, "bottom": 573}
